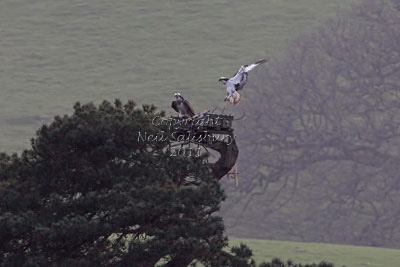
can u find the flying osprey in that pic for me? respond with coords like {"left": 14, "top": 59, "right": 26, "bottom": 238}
{"left": 219, "top": 59, "right": 268, "bottom": 105}
{"left": 171, "top": 93, "right": 195, "bottom": 118}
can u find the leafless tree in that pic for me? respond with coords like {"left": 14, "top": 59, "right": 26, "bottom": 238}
{"left": 222, "top": 0, "right": 400, "bottom": 248}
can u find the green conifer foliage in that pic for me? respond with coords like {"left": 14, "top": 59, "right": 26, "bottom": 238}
{"left": 0, "top": 100, "right": 229, "bottom": 266}
{"left": 0, "top": 100, "right": 338, "bottom": 267}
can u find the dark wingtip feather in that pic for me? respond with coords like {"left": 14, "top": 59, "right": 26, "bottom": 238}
{"left": 256, "top": 59, "right": 268, "bottom": 65}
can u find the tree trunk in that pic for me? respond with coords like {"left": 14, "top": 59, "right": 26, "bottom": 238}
{"left": 205, "top": 139, "right": 239, "bottom": 180}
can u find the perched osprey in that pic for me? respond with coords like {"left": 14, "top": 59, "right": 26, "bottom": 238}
{"left": 219, "top": 59, "right": 268, "bottom": 105}
{"left": 171, "top": 93, "right": 195, "bottom": 118}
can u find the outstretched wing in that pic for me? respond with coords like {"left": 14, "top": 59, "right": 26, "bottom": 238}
{"left": 244, "top": 59, "right": 268, "bottom": 72}
{"left": 236, "top": 72, "right": 248, "bottom": 91}
{"left": 227, "top": 68, "right": 244, "bottom": 86}
{"left": 183, "top": 100, "right": 195, "bottom": 117}
{"left": 171, "top": 101, "right": 180, "bottom": 113}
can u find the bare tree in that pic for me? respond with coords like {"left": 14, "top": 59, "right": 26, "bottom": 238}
{"left": 222, "top": 0, "right": 400, "bottom": 248}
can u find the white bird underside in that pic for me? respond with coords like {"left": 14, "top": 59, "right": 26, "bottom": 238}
{"left": 221, "top": 59, "right": 268, "bottom": 105}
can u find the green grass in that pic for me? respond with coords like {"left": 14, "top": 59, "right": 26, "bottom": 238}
{"left": 0, "top": 0, "right": 357, "bottom": 152}
{"left": 3, "top": 3, "right": 399, "bottom": 265}
{"left": 230, "top": 238, "right": 400, "bottom": 267}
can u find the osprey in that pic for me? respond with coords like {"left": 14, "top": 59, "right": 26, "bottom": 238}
{"left": 171, "top": 93, "right": 195, "bottom": 118}
{"left": 219, "top": 59, "right": 268, "bottom": 105}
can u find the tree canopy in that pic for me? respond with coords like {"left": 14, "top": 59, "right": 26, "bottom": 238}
{"left": 0, "top": 100, "right": 258, "bottom": 266}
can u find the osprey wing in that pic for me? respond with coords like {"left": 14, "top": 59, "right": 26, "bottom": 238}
{"left": 236, "top": 72, "right": 248, "bottom": 91}
{"left": 183, "top": 100, "right": 195, "bottom": 117}
{"left": 171, "top": 101, "right": 180, "bottom": 113}
{"left": 228, "top": 69, "right": 244, "bottom": 85}
{"left": 244, "top": 59, "right": 268, "bottom": 72}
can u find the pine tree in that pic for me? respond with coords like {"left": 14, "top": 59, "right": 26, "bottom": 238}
{"left": 0, "top": 100, "right": 253, "bottom": 266}
{"left": 0, "top": 100, "right": 339, "bottom": 267}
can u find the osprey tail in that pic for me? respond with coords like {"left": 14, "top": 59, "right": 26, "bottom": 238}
{"left": 228, "top": 91, "right": 241, "bottom": 105}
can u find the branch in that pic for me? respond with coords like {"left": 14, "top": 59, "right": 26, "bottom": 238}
{"left": 204, "top": 138, "right": 239, "bottom": 180}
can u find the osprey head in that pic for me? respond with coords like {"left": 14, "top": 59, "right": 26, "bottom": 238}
{"left": 174, "top": 92, "right": 184, "bottom": 100}
{"left": 218, "top": 77, "right": 229, "bottom": 85}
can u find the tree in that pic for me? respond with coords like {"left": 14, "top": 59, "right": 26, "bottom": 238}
{"left": 223, "top": 0, "right": 400, "bottom": 248}
{"left": 0, "top": 99, "right": 251, "bottom": 266}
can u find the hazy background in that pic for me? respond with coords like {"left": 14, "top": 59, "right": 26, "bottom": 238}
{"left": 0, "top": 0, "right": 355, "bottom": 152}
{"left": 7, "top": 0, "right": 400, "bottom": 255}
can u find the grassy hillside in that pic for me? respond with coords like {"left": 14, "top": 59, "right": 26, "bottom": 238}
{"left": 0, "top": 0, "right": 356, "bottom": 152}
{"left": 231, "top": 238, "right": 400, "bottom": 267}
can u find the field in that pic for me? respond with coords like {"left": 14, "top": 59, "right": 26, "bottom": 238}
{"left": 0, "top": 0, "right": 357, "bottom": 152}
{"left": 231, "top": 238, "right": 400, "bottom": 267}
{"left": 3, "top": 2, "right": 400, "bottom": 265}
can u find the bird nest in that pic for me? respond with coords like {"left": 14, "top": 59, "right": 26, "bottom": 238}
{"left": 172, "top": 113, "right": 234, "bottom": 136}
